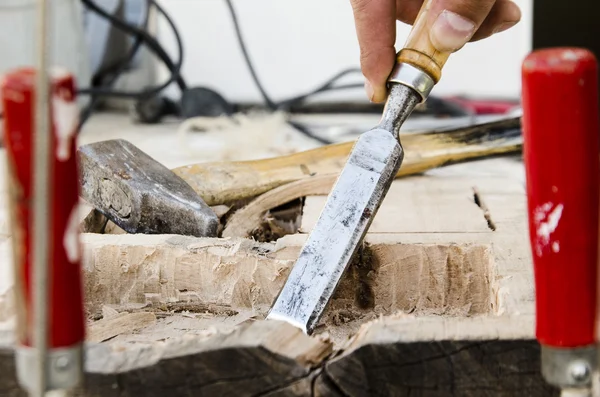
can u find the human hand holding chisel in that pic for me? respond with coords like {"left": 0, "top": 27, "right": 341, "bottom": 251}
{"left": 350, "top": 0, "right": 522, "bottom": 102}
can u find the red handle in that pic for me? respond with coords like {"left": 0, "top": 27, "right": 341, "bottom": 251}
{"left": 522, "top": 48, "right": 600, "bottom": 348}
{"left": 2, "top": 68, "right": 84, "bottom": 349}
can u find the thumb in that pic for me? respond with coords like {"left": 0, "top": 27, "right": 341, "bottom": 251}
{"left": 426, "top": 0, "right": 497, "bottom": 52}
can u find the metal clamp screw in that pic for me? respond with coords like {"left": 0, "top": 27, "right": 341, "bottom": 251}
{"left": 54, "top": 356, "right": 71, "bottom": 372}
{"left": 568, "top": 361, "right": 591, "bottom": 383}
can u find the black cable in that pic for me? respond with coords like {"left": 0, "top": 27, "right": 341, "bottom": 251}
{"left": 224, "top": 0, "right": 276, "bottom": 110}
{"left": 226, "top": 0, "right": 365, "bottom": 109}
{"left": 224, "top": 0, "right": 472, "bottom": 144}
{"left": 276, "top": 72, "right": 364, "bottom": 110}
{"left": 79, "top": 0, "right": 185, "bottom": 99}
{"left": 77, "top": 0, "right": 471, "bottom": 136}
{"left": 79, "top": 0, "right": 151, "bottom": 126}
{"left": 225, "top": 0, "right": 340, "bottom": 144}
{"left": 91, "top": 2, "right": 149, "bottom": 86}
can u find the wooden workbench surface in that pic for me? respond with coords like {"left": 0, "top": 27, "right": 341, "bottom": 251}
{"left": 0, "top": 112, "right": 555, "bottom": 396}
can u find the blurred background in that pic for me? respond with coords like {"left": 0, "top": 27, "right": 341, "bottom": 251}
{"left": 0, "top": 0, "right": 597, "bottom": 133}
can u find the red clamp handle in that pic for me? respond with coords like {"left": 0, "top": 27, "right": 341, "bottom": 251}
{"left": 2, "top": 68, "right": 85, "bottom": 350}
{"left": 522, "top": 48, "right": 600, "bottom": 348}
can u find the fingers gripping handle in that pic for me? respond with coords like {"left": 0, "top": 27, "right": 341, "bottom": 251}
{"left": 388, "top": 0, "right": 453, "bottom": 101}
{"left": 522, "top": 48, "right": 600, "bottom": 389}
{"left": 397, "top": 0, "right": 452, "bottom": 83}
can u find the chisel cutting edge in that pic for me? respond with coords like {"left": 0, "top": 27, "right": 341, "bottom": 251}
{"left": 267, "top": 0, "right": 457, "bottom": 334}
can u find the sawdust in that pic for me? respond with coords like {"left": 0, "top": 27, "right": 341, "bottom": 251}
{"left": 176, "top": 111, "right": 321, "bottom": 163}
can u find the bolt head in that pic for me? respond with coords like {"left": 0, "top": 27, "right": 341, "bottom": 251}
{"left": 54, "top": 356, "right": 71, "bottom": 372}
{"left": 568, "top": 361, "right": 591, "bottom": 383}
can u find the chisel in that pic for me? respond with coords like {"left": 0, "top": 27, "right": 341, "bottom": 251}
{"left": 267, "top": 0, "right": 462, "bottom": 334}
{"left": 522, "top": 48, "right": 599, "bottom": 396}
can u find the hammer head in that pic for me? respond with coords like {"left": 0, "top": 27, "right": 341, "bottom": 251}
{"left": 77, "top": 139, "right": 218, "bottom": 237}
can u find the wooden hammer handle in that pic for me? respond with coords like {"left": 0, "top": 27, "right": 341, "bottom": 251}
{"left": 397, "top": 0, "right": 452, "bottom": 83}
{"left": 172, "top": 117, "right": 522, "bottom": 206}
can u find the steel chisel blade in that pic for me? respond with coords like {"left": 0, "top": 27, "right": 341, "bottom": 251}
{"left": 266, "top": 128, "right": 404, "bottom": 333}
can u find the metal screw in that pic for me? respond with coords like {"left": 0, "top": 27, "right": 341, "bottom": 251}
{"left": 54, "top": 356, "right": 71, "bottom": 372}
{"left": 568, "top": 361, "right": 591, "bottom": 383}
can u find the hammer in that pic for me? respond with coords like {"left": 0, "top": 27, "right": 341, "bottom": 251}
{"left": 78, "top": 139, "right": 219, "bottom": 237}
{"left": 78, "top": 117, "right": 520, "bottom": 237}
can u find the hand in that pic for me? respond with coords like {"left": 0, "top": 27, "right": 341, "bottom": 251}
{"left": 350, "top": 0, "right": 522, "bottom": 102}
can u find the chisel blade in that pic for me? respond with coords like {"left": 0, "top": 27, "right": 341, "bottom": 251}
{"left": 266, "top": 127, "right": 404, "bottom": 333}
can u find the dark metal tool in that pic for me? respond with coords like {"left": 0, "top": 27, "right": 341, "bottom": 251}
{"left": 267, "top": 0, "right": 460, "bottom": 334}
{"left": 78, "top": 139, "right": 219, "bottom": 237}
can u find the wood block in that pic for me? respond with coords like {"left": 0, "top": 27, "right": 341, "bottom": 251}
{"left": 300, "top": 171, "right": 525, "bottom": 234}
{"left": 80, "top": 234, "right": 496, "bottom": 329}
{"left": 0, "top": 158, "right": 549, "bottom": 396}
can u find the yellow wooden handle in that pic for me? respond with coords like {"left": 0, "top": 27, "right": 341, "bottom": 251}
{"left": 172, "top": 142, "right": 353, "bottom": 206}
{"left": 397, "top": 0, "right": 451, "bottom": 83}
{"left": 172, "top": 117, "right": 521, "bottom": 206}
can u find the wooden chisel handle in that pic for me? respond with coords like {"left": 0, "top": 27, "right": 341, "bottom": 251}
{"left": 396, "top": 0, "right": 453, "bottom": 83}
{"left": 173, "top": 117, "right": 521, "bottom": 206}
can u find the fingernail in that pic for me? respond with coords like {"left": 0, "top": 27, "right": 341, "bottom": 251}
{"left": 365, "top": 81, "right": 375, "bottom": 102}
{"left": 493, "top": 21, "right": 517, "bottom": 34}
{"left": 430, "top": 10, "right": 476, "bottom": 52}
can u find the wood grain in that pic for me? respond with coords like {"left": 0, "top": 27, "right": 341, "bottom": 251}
{"left": 87, "top": 312, "right": 156, "bottom": 343}
{"left": 0, "top": 320, "right": 559, "bottom": 397}
{"left": 78, "top": 233, "right": 495, "bottom": 325}
{"left": 0, "top": 321, "right": 333, "bottom": 397}
{"left": 299, "top": 176, "right": 496, "bottom": 234}
{"left": 319, "top": 340, "right": 557, "bottom": 397}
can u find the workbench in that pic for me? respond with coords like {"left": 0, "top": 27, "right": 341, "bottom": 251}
{"left": 0, "top": 112, "right": 557, "bottom": 396}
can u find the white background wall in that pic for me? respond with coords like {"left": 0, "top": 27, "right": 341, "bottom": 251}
{"left": 155, "top": 0, "right": 533, "bottom": 104}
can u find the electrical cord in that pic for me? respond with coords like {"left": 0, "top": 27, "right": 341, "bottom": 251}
{"left": 224, "top": 0, "right": 276, "bottom": 110}
{"left": 76, "top": 0, "right": 472, "bottom": 139}
{"left": 226, "top": 0, "right": 366, "bottom": 111}
{"left": 276, "top": 68, "right": 365, "bottom": 110}
{"left": 79, "top": 0, "right": 151, "bottom": 126}
{"left": 90, "top": 3, "right": 149, "bottom": 87}
{"left": 224, "top": 0, "right": 470, "bottom": 144}
{"left": 225, "top": 0, "right": 351, "bottom": 144}
{"left": 79, "top": 0, "right": 185, "bottom": 99}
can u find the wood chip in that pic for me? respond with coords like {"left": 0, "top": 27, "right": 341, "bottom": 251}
{"left": 222, "top": 174, "right": 335, "bottom": 238}
{"left": 101, "top": 305, "right": 120, "bottom": 320}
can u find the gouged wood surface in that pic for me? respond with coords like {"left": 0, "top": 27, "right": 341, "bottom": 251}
{"left": 2, "top": 157, "right": 532, "bottom": 341}
{"left": 80, "top": 234, "right": 495, "bottom": 325}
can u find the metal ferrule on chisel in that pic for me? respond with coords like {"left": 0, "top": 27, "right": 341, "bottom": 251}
{"left": 387, "top": 62, "right": 435, "bottom": 104}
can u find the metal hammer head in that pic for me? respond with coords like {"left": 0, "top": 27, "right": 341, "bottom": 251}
{"left": 77, "top": 139, "right": 218, "bottom": 237}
